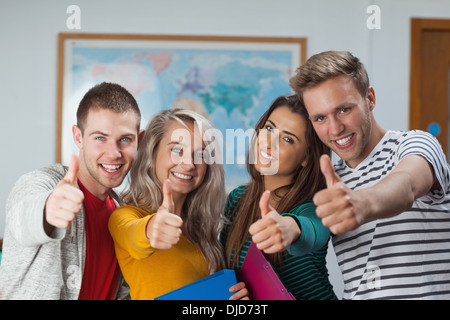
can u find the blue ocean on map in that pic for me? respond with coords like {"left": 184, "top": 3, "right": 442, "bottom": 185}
{"left": 68, "top": 45, "right": 295, "bottom": 191}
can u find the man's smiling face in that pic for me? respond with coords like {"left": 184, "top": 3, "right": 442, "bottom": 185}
{"left": 73, "top": 108, "right": 141, "bottom": 199}
{"left": 303, "top": 75, "right": 375, "bottom": 168}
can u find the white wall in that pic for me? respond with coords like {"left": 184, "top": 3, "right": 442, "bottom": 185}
{"left": 1, "top": 0, "right": 449, "bottom": 299}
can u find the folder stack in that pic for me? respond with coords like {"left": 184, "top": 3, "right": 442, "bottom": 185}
{"left": 155, "top": 241, "right": 295, "bottom": 300}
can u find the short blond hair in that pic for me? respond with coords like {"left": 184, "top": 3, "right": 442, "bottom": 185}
{"left": 290, "top": 51, "right": 370, "bottom": 99}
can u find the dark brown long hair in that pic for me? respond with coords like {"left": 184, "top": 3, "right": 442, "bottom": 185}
{"left": 225, "top": 95, "right": 330, "bottom": 268}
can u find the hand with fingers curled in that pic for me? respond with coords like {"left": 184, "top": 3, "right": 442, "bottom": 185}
{"left": 146, "top": 179, "right": 183, "bottom": 250}
{"left": 228, "top": 281, "right": 250, "bottom": 300}
{"left": 249, "top": 190, "right": 301, "bottom": 254}
{"left": 44, "top": 154, "right": 84, "bottom": 232}
{"left": 313, "top": 154, "right": 367, "bottom": 235}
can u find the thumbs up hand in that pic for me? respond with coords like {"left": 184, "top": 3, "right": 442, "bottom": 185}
{"left": 313, "top": 154, "right": 367, "bottom": 235}
{"left": 248, "top": 190, "right": 301, "bottom": 254}
{"left": 146, "top": 180, "right": 183, "bottom": 250}
{"left": 44, "top": 154, "right": 84, "bottom": 232}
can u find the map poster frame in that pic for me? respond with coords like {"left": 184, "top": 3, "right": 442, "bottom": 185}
{"left": 56, "top": 33, "right": 306, "bottom": 188}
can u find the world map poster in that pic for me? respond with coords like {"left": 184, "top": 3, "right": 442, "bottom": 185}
{"left": 58, "top": 34, "right": 305, "bottom": 191}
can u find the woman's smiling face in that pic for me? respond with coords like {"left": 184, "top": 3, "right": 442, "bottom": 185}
{"left": 155, "top": 120, "right": 207, "bottom": 198}
{"left": 255, "top": 105, "right": 308, "bottom": 183}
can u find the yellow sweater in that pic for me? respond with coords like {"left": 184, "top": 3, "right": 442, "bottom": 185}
{"left": 108, "top": 205, "right": 209, "bottom": 300}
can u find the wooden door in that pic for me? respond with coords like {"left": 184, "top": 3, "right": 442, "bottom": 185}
{"left": 410, "top": 18, "right": 450, "bottom": 159}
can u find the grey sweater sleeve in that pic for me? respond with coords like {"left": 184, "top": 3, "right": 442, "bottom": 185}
{"left": 6, "top": 164, "right": 68, "bottom": 246}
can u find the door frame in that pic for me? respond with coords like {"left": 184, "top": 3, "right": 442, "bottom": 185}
{"left": 410, "top": 18, "right": 450, "bottom": 153}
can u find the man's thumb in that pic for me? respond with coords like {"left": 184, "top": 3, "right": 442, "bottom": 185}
{"left": 320, "top": 154, "right": 341, "bottom": 188}
{"left": 64, "top": 154, "right": 79, "bottom": 185}
{"left": 259, "top": 190, "right": 271, "bottom": 217}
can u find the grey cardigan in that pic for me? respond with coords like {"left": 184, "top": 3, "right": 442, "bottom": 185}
{"left": 0, "top": 164, "right": 129, "bottom": 299}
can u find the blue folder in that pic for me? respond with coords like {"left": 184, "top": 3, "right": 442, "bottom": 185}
{"left": 154, "top": 269, "right": 237, "bottom": 300}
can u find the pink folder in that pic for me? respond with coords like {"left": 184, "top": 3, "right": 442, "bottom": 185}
{"left": 239, "top": 241, "right": 295, "bottom": 300}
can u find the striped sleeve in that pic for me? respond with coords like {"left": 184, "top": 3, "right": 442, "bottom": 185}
{"left": 397, "top": 130, "right": 450, "bottom": 201}
{"left": 332, "top": 130, "right": 450, "bottom": 299}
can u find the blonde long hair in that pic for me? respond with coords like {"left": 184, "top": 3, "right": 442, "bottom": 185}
{"left": 121, "top": 108, "right": 226, "bottom": 273}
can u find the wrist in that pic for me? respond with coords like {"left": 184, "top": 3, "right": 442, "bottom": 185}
{"left": 281, "top": 214, "right": 301, "bottom": 242}
{"left": 144, "top": 213, "right": 157, "bottom": 240}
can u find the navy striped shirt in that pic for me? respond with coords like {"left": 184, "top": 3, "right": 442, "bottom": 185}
{"left": 333, "top": 130, "right": 450, "bottom": 300}
{"left": 220, "top": 185, "right": 337, "bottom": 300}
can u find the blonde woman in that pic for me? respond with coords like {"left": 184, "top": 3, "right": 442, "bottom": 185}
{"left": 109, "top": 108, "right": 225, "bottom": 300}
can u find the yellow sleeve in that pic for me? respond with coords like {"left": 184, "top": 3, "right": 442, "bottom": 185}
{"left": 108, "top": 205, "right": 156, "bottom": 260}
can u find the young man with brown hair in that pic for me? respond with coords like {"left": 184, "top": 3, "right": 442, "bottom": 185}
{"left": 290, "top": 51, "right": 450, "bottom": 300}
{"left": 0, "top": 82, "right": 144, "bottom": 299}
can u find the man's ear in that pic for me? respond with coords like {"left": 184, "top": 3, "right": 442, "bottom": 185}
{"left": 72, "top": 125, "right": 83, "bottom": 149}
{"left": 367, "top": 86, "right": 376, "bottom": 111}
{"left": 137, "top": 129, "right": 145, "bottom": 148}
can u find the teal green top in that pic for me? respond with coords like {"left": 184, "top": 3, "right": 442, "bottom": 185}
{"left": 220, "top": 185, "right": 337, "bottom": 300}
